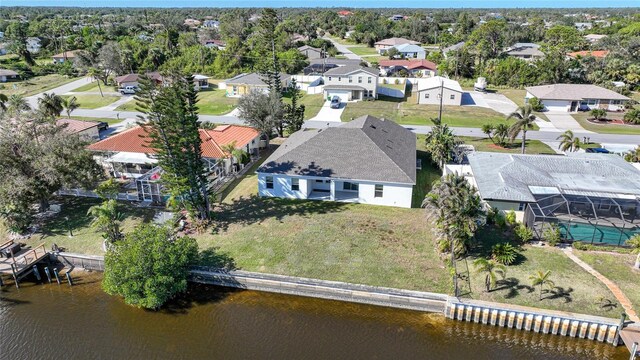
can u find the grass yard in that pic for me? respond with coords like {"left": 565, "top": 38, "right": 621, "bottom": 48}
{"left": 114, "top": 99, "right": 139, "bottom": 111}
{"left": 455, "top": 136, "right": 557, "bottom": 155}
{"left": 496, "top": 88, "right": 549, "bottom": 121}
{"left": 68, "top": 116, "right": 125, "bottom": 125}
{"left": 61, "top": 94, "right": 120, "bottom": 109}
{"left": 283, "top": 93, "right": 325, "bottom": 120}
{"left": 71, "top": 81, "right": 115, "bottom": 93}
{"left": 0, "top": 74, "right": 80, "bottom": 97}
{"left": 347, "top": 46, "right": 379, "bottom": 56}
{"left": 573, "top": 251, "right": 640, "bottom": 316}
{"left": 341, "top": 95, "right": 530, "bottom": 129}
{"left": 572, "top": 112, "right": 640, "bottom": 135}
{"left": 196, "top": 89, "right": 238, "bottom": 115}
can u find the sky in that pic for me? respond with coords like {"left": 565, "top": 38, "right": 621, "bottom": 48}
{"left": 1, "top": 0, "right": 639, "bottom": 8}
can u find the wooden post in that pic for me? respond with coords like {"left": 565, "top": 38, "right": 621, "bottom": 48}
{"left": 630, "top": 342, "right": 638, "bottom": 360}
{"left": 53, "top": 268, "right": 61, "bottom": 285}
{"left": 614, "top": 312, "right": 627, "bottom": 346}
{"left": 11, "top": 264, "right": 19, "bottom": 289}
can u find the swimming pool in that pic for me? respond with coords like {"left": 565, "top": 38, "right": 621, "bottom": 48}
{"left": 558, "top": 221, "right": 639, "bottom": 246}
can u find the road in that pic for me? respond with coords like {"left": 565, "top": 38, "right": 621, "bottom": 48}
{"left": 322, "top": 36, "right": 362, "bottom": 61}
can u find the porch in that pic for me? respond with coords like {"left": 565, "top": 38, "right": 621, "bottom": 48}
{"left": 307, "top": 179, "right": 360, "bottom": 203}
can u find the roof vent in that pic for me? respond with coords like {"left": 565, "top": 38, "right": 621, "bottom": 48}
{"left": 370, "top": 125, "right": 377, "bottom": 129}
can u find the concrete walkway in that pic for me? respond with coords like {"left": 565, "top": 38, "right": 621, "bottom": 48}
{"left": 546, "top": 112, "right": 594, "bottom": 133}
{"left": 25, "top": 77, "right": 94, "bottom": 108}
{"left": 95, "top": 95, "right": 134, "bottom": 111}
{"left": 562, "top": 248, "right": 639, "bottom": 322}
{"left": 322, "top": 36, "right": 362, "bottom": 61}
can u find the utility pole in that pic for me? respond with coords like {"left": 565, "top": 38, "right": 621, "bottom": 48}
{"left": 438, "top": 79, "right": 444, "bottom": 123}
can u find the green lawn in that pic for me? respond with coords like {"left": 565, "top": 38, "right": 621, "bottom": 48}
{"left": 71, "top": 81, "right": 115, "bottom": 93}
{"left": 342, "top": 95, "right": 534, "bottom": 129}
{"left": 283, "top": 93, "right": 325, "bottom": 120}
{"left": 61, "top": 94, "right": 120, "bottom": 109}
{"left": 0, "top": 74, "right": 80, "bottom": 97}
{"left": 455, "top": 136, "right": 557, "bottom": 155}
{"left": 572, "top": 113, "right": 640, "bottom": 135}
{"left": 573, "top": 251, "right": 640, "bottom": 316}
{"left": 114, "top": 99, "right": 139, "bottom": 111}
{"left": 196, "top": 89, "right": 238, "bottom": 115}
{"left": 347, "top": 46, "right": 379, "bottom": 56}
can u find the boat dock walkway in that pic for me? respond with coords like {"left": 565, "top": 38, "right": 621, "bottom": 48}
{"left": 0, "top": 242, "right": 49, "bottom": 286}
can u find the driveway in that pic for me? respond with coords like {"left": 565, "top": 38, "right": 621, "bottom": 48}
{"left": 465, "top": 91, "right": 518, "bottom": 116}
{"left": 307, "top": 100, "right": 345, "bottom": 123}
{"left": 545, "top": 112, "right": 592, "bottom": 133}
{"left": 322, "top": 36, "right": 362, "bottom": 61}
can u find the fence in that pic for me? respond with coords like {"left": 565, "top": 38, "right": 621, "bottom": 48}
{"left": 53, "top": 252, "right": 105, "bottom": 271}
{"left": 57, "top": 188, "right": 140, "bottom": 201}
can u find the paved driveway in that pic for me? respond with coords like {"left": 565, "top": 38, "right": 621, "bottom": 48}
{"left": 465, "top": 91, "right": 518, "bottom": 116}
{"left": 322, "top": 36, "right": 362, "bottom": 61}
{"left": 545, "top": 112, "right": 592, "bottom": 133}
{"left": 307, "top": 100, "right": 344, "bottom": 122}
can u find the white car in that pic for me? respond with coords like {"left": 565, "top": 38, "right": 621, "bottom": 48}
{"left": 119, "top": 86, "right": 137, "bottom": 95}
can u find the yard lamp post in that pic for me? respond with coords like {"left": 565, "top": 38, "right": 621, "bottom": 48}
{"left": 65, "top": 216, "right": 73, "bottom": 237}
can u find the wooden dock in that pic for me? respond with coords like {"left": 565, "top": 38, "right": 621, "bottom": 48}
{"left": 0, "top": 242, "right": 49, "bottom": 286}
{"left": 621, "top": 327, "right": 640, "bottom": 359}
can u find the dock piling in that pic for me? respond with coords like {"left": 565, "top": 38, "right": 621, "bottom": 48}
{"left": 44, "top": 267, "right": 52, "bottom": 283}
{"left": 32, "top": 265, "right": 41, "bottom": 282}
{"left": 630, "top": 342, "right": 638, "bottom": 360}
{"left": 615, "top": 312, "right": 627, "bottom": 346}
{"left": 66, "top": 272, "right": 73, "bottom": 286}
{"left": 53, "top": 268, "right": 61, "bottom": 285}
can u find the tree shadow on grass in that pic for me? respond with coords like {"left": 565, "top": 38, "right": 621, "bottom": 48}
{"left": 198, "top": 248, "right": 237, "bottom": 270}
{"left": 494, "top": 277, "right": 535, "bottom": 299}
{"left": 544, "top": 287, "right": 574, "bottom": 303}
{"left": 213, "top": 196, "right": 347, "bottom": 233}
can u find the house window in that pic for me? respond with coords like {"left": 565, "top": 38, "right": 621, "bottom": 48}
{"left": 374, "top": 184, "right": 383, "bottom": 198}
{"left": 348, "top": 76, "right": 352, "bottom": 83}
{"left": 368, "top": 90, "right": 373, "bottom": 98}
{"left": 338, "top": 77, "right": 342, "bottom": 82}
{"left": 612, "top": 100, "right": 622, "bottom": 105}
{"left": 291, "top": 178, "right": 299, "bottom": 191}
{"left": 368, "top": 77, "right": 372, "bottom": 84}
{"left": 424, "top": 93, "right": 430, "bottom": 99}
{"left": 518, "top": 203, "right": 526, "bottom": 211}
{"left": 450, "top": 94, "right": 455, "bottom": 100}
{"left": 358, "top": 76, "right": 362, "bottom": 83}
{"left": 343, "top": 182, "right": 359, "bottom": 191}
{"left": 315, "top": 179, "right": 324, "bottom": 183}
{"left": 586, "top": 99, "right": 598, "bottom": 106}
{"left": 328, "top": 76, "right": 332, "bottom": 81}
{"left": 266, "top": 176, "right": 274, "bottom": 189}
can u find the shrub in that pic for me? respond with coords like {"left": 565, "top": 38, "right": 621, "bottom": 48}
{"left": 591, "top": 108, "right": 607, "bottom": 121}
{"left": 486, "top": 207, "right": 499, "bottom": 225}
{"left": 528, "top": 97, "right": 544, "bottom": 112}
{"left": 491, "top": 242, "right": 519, "bottom": 265}
{"left": 495, "top": 212, "right": 506, "bottom": 229}
{"left": 543, "top": 224, "right": 561, "bottom": 246}
{"left": 572, "top": 241, "right": 633, "bottom": 254}
{"left": 505, "top": 210, "right": 516, "bottom": 226}
{"left": 394, "top": 78, "right": 400, "bottom": 85}
{"left": 515, "top": 224, "right": 534, "bottom": 243}
{"left": 624, "top": 109, "right": 640, "bottom": 125}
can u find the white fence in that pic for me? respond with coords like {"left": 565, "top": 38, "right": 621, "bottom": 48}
{"left": 377, "top": 86, "right": 405, "bottom": 98}
{"left": 57, "top": 188, "right": 140, "bottom": 201}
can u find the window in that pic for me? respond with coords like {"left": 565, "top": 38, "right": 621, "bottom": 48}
{"left": 450, "top": 94, "right": 455, "bottom": 100}
{"left": 586, "top": 99, "right": 598, "bottom": 106}
{"left": 343, "top": 182, "right": 359, "bottom": 191}
{"left": 358, "top": 76, "right": 362, "bottom": 83}
{"left": 612, "top": 100, "right": 622, "bottom": 105}
{"left": 518, "top": 203, "right": 526, "bottom": 211}
{"left": 374, "top": 184, "right": 383, "bottom": 198}
{"left": 367, "top": 77, "right": 372, "bottom": 84}
{"left": 315, "top": 179, "right": 324, "bottom": 183}
{"left": 266, "top": 176, "right": 274, "bottom": 189}
{"left": 348, "top": 76, "right": 352, "bottom": 83}
{"left": 328, "top": 76, "right": 332, "bottom": 81}
{"left": 369, "top": 90, "right": 373, "bottom": 98}
{"left": 338, "top": 77, "right": 342, "bottom": 82}
{"left": 424, "top": 93, "right": 430, "bottom": 99}
{"left": 291, "top": 178, "right": 299, "bottom": 191}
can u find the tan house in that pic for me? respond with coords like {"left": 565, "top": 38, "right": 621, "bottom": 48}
{"left": 525, "top": 84, "right": 630, "bottom": 112}
{"left": 56, "top": 118, "right": 101, "bottom": 140}
{"left": 415, "top": 76, "right": 463, "bottom": 106}
{"left": 52, "top": 50, "right": 79, "bottom": 64}
{"left": 220, "top": 72, "right": 291, "bottom": 97}
{"left": 322, "top": 66, "right": 379, "bottom": 102}
{"left": 374, "top": 37, "right": 419, "bottom": 54}
{"left": 298, "top": 45, "right": 323, "bottom": 60}
{"left": 0, "top": 69, "right": 19, "bottom": 82}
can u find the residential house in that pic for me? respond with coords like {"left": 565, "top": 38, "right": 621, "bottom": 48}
{"left": 378, "top": 59, "right": 437, "bottom": 77}
{"left": 291, "top": 33, "right": 309, "bottom": 43}
{"left": 389, "top": 15, "right": 406, "bottom": 21}
{"left": 322, "top": 65, "right": 378, "bottom": 102}
{"left": 193, "top": 74, "right": 211, "bottom": 91}
{"left": 203, "top": 39, "right": 226, "bottom": 50}
{"left": 26, "top": 37, "right": 41, "bottom": 53}
{"left": 505, "top": 43, "right": 544, "bottom": 60}
{"left": 114, "top": 72, "right": 166, "bottom": 88}
{"left": 584, "top": 34, "right": 607, "bottom": 43}
{"left": 415, "top": 76, "right": 463, "bottom": 106}
{"left": 390, "top": 43, "right": 426, "bottom": 59}
{"left": 442, "top": 41, "right": 465, "bottom": 58}
{"left": 56, "top": 118, "right": 101, "bottom": 140}
{"left": 337, "top": 10, "right": 353, "bottom": 17}
{"left": 374, "top": 37, "right": 420, "bottom": 54}
{"left": 524, "top": 84, "right": 629, "bottom": 112}
{"left": 0, "top": 43, "right": 7, "bottom": 55}
{"left": 257, "top": 115, "right": 416, "bottom": 208}
{"left": 302, "top": 57, "right": 361, "bottom": 75}
{"left": 0, "top": 69, "right": 19, "bottom": 82}
{"left": 298, "top": 45, "right": 323, "bottom": 60}
{"left": 87, "top": 124, "right": 261, "bottom": 202}
{"left": 202, "top": 20, "right": 220, "bottom": 29}
{"left": 567, "top": 50, "right": 609, "bottom": 59}
{"left": 184, "top": 18, "right": 201, "bottom": 28}
{"left": 446, "top": 151, "right": 640, "bottom": 245}
{"left": 52, "top": 50, "right": 79, "bottom": 64}
{"left": 574, "top": 22, "right": 593, "bottom": 31}
{"left": 220, "top": 72, "right": 291, "bottom": 97}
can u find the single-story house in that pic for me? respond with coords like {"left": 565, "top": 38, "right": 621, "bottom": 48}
{"left": 193, "top": 74, "right": 210, "bottom": 91}
{"left": 575, "top": 22, "right": 593, "bottom": 31}
{"left": 52, "top": 50, "right": 79, "bottom": 64}
{"left": 298, "top": 45, "right": 323, "bottom": 60}
{"left": 448, "top": 152, "right": 640, "bottom": 245}
{"left": 567, "top": 50, "right": 609, "bottom": 59}
{"left": 219, "top": 72, "right": 291, "bottom": 97}
{"left": 114, "top": 73, "right": 141, "bottom": 88}
{"left": 524, "top": 84, "right": 630, "bottom": 112}
{"left": 0, "top": 69, "right": 19, "bottom": 82}
{"left": 584, "top": 34, "right": 607, "bottom": 43}
{"left": 202, "top": 20, "right": 220, "bottom": 29}
{"left": 257, "top": 115, "right": 416, "bottom": 208}
{"left": 505, "top": 43, "right": 544, "bottom": 60}
{"left": 374, "top": 37, "right": 420, "bottom": 54}
{"left": 390, "top": 43, "right": 426, "bottom": 59}
{"left": 378, "top": 59, "right": 437, "bottom": 77}
{"left": 56, "top": 118, "right": 101, "bottom": 140}
{"left": 322, "top": 65, "right": 379, "bottom": 102}
{"left": 303, "top": 57, "right": 361, "bottom": 75}
{"left": 203, "top": 39, "right": 226, "bottom": 50}
{"left": 415, "top": 76, "right": 463, "bottom": 106}
{"left": 442, "top": 41, "right": 465, "bottom": 58}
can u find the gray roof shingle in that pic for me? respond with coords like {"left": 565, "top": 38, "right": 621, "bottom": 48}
{"left": 525, "top": 84, "right": 630, "bottom": 101}
{"left": 258, "top": 115, "right": 416, "bottom": 184}
{"left": 225, "top": 72, "right": 290, "bottom": 86}
{"left": 323, "top": 65, "right": 378, "bottom": 76}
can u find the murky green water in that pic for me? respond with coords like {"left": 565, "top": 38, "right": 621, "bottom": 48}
{"left": 0, "top": 273, "right": 628, "bottom": 360}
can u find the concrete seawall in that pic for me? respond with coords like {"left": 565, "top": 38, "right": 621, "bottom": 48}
{"left": 53, "top": 252, "right": 626, "bottom": 346}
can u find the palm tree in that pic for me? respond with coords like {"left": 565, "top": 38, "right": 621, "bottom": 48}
{"left": 6, "top": 94, "right": 31, "bottom": 116}
{"left": 473, "top": 257, "right": 506, "bottom": 292}
{"left": 556, "top": 130, "right": 582, "bottom": 152}
{"left": 507, "top": 105, "right": 537, "bottom": 154}
{"left": 481, "top": 123, "right": 495, "bottom": 144}
{"left": 38, "top": 92, "right": 64, "bottom": 120}
{"left": 87, "top": 67, "right": 104, "bottom": 97}
{"left": 624, "top": 146, "right": 640, "bottom": 163}
{"left": 529, "top": 270, "right": 555, "bottom": 301}
{"left": 0, "top": 93, "right": 7, "bottom": 112}
{"left": 61, "top": 96, "right": 80, "bottom": 118}
{"left": 220, "top": 141, "right": 247, "bottom": 174}
{"left": 87, "top": 199, "right": 124, "bottom": 246}
{"left": 493, "top": 123, "right": 509, "bottom": 147}
{"left": 425, "top": 118, "right": 459, "bottom": 169}
{"left": 625, "top": 235, "right": 640, "bottom": 269}
{"left": 423, "top": 173, "right": 485, "bottom": 296}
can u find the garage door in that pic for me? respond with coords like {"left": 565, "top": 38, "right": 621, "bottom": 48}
{"left": 325, "top": 90, "right": 350, "bottom": 102}
{"left": 542, "top": 100, "right": 570, "bottom": 112}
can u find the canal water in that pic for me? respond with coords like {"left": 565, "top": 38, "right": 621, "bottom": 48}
{"left": 0, "top": 273, "right": 628, "bottom": 360}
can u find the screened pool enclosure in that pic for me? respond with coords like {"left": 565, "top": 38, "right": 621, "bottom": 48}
{"left": 524, "top": 191, "right": 640, "bottom": 246}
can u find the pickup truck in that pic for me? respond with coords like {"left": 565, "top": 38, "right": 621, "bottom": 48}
{"left": 119, "top": 86, "right": 137, "bottom": 95}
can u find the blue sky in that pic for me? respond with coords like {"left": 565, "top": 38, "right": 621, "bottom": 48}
{"left": 2, "top": 0, "right": 639, "bottom": 8}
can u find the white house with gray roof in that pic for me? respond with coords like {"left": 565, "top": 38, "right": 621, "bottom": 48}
{"left": 525, "top": 84, "right": 630, "bottom": 112}
{"left": 220, "top": 72, "right": 291, "bottom": 97}
{"left": 257, "top": 115, "right": 416, "bottom": 208}
{"left": 322, "top": 66, "right": 379, "bottom": 102}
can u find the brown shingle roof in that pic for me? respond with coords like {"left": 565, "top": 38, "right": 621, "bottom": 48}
{"left": 56, "top": 118, "right": 99, "bottom": 133}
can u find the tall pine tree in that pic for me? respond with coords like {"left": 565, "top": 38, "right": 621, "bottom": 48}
{"left": 136, "top": 72, "right": 211, "bottom": 220}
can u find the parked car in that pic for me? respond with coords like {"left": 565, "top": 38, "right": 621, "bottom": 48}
{"left": 330, "top": 96, "right": 341, "bottom": 109}
{"left": 585, "top": 147, "right": 610, "bottom": 154}
{"left": 119, "top": 86, "right": 137, "bottom": 95}
{"left": 96, "top": 122, "right": 109, "bottom": 131}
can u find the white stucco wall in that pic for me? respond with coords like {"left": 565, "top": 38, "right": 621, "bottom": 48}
{"left": 417, "top": 87, "right": 463, "bottom": 105}
{"left": 324, "top": 89, "right": 352, "bottom": 102}
{"left": 486, "top": 200, "right": 526, "bottom": 222}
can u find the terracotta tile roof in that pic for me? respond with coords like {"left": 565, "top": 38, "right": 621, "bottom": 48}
{"left": 378, "top": 59, "right": 437, "bottom": 71}
{"left": 567, "top": 50, "right": 609, "bottom": 58}
{"left": 87, "top": 125, "right": 259, "bottom": 159}
{"left": 56, "top": 118, "right": 99, "bottom": 133}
